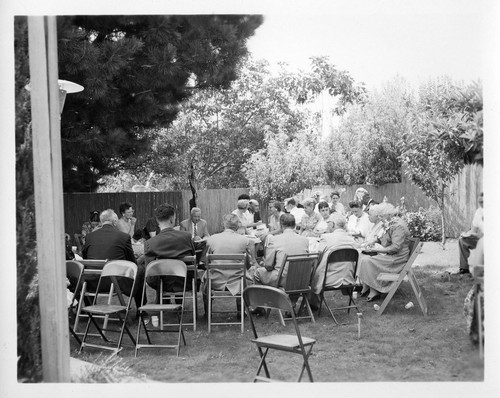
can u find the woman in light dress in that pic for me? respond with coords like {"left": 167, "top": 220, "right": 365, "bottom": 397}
{"left": 358, "top": 202, "right": 411, "bottom": 301}
{"left": 299, "top": 197, "right": 322, "bottom": 237}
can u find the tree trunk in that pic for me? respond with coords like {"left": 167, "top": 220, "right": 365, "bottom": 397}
{"left": 188, "top": 163, "right": 197, "bottom": 210}
{"left": 439, "top": 184, "right": 447, "bottom": 249}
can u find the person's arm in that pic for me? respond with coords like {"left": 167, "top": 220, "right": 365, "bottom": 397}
{"left": 264, "top": 240, "right": 277, "bottom": 271}
{"left": 124, "top": 237, "right": 137, "bottom": 263}
{"left": 374, "top": 223, "right": 406, "bottom": 254}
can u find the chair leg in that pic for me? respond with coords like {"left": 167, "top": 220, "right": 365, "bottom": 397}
{"left": 192, "top": 278, "right": 197, "bottom": 332}
{"left": 322, "top": 298, "right": 340, "bottom": 325}
{"left": 208, "top": 278, "right": 212, "bottom": 333}
{"left": 302, "top": 294, "right": 315, "bottom": 323}
{"left": 298, "top": 345, "right": 314, "bottom": 382}
{"left": 254, "top": 347, "right": 271, "bottom": 381}
{"left": 277, "top": 310, "right": 285, "bottom": 327}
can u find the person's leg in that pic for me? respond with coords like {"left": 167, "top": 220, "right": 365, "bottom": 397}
{"left": 459, "top": 236, "right": 479, "bottom": 272}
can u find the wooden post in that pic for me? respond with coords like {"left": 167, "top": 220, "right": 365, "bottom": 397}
{"left": 27, "top": 16, "right": 70, "bottom": 382}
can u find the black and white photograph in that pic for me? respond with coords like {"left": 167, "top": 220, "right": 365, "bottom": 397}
{"left": 2, "top": 0, "right": 499, "bottom": 395}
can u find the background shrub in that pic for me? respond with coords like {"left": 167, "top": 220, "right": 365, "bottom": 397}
{"left": 402, "top": 206, "right": 442, "bottom": 242}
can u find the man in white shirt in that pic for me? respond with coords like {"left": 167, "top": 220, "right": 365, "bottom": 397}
{"left": 285, "top": 197, "right": 305, "bottom": 228}
{"left": 346, "top": 200, "right": 373, "bottom": 242}
{"left": 458, "top": 192, "right": 484, "bottom": 274}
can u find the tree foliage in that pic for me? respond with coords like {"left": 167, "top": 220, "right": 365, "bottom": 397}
{"left": 54, "top": 15, "right": 263, "bottom": 191}
{"left": 139, "top": 58, "right": 310, "bottom": 190}
{"left": 400, "top": 78, "right": 483, "bottom": 242}
{"left": 245, "top": 130, "right": 325, "bottom": 201}
{"left": 324, "top": 77, "right": 414, "bottom": 185}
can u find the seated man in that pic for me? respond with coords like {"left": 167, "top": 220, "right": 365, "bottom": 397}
{"left": 253, "top": 213, "right": 309, "bottom": 289}
{"left": 201, "top": 214, "right": 253, "bottom": 316}
{"left": 310, "top": 213, "right": 360, "bottom": 305}
{"left": 346, "top": 200, "right": 373, "bottom": 242}
{"left": 458, "top": 192, "right": 484, "bottom": 274}
{"left": 144, "top": 204, "right": 196, "bottom": 302}
{"left": 82, "top": 209, "right": 146, "bottom": 313}
{"left": 180, "top": 207, "right": 210, "bottom": 266}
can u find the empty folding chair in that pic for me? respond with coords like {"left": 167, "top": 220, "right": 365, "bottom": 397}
{"left": 274, "top": 253, "right": 319, "bottom": 326}
{"left": 78, "top": 260, "right": 138, "bottom": 355}
{"left": 136, "top": 259, "right": 187, "bottom": 357}
{"left": 243, "top": 285, "right": 316, "bottom": 382}
{"left": 317, "top": 248, "right": 360, "bottom": 324}
{"left": 72, "top": 259, "right": 114, "bottom": 336}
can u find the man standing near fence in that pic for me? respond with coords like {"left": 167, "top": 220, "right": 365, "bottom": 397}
{"left": 458, "top": 192, "right": 484, "bottom": 275}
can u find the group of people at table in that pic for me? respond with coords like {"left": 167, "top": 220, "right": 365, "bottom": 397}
{"left": 73, "top": 186, "right": 420, "bottom": 323}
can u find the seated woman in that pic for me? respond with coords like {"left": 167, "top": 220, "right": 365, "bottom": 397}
{"left": 357, "top": 202, "right": 411, "bottom": 301}
{"left": 299, "top": 197, "right": 322, "bottom": 238}
{"left": 360, "top": 204, "right": 386, "bottom": 250}
{"left": 313, "top": 201, "right": 335, "bottom": 236}
{"left": 74, "top": 210, "right": 101, "bottom": 254}
{"left": 232, "top": 199, "right": 251, "bottom": 235}
{"left": 267, "top": 201, "right": 284, "bottom": 236}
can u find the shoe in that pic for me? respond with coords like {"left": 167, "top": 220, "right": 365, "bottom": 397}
{"left": 354, "top": 285, "right": 363, "bottom": 292}
{"left": 366, "top": 294, "right": 381, "bottom": 302}
{"left": 142, "top": 313, "right": 151, "bottom": 326}
{"left": 459, "top": 268, "right": 470, "bottom": 275}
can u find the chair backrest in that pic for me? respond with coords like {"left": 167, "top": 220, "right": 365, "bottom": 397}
{"left": 66, "top": 260, "right": 84, "bottom": 281}
{"left": 101, "top": 260, "right": 137, "bottom": 279}
{"left": 79, "top": 259, "right": 108, "bottom": 270}
{"left": 145, "top": 259, "right": 187, "bottom": 279}
{"left": 243, "top": 285, "right": 294, "bottom": 313}
{"left": 400, "top": 238, "right": 423, "bottom": 274}
{"left": 408, "top": 237, "right": 420, "bottom": 257}
{"left": 206, "top": 253, "right": 247, "bottom": 271}
{"left": 325, "top": 248, "right": 359, "bottom": 280}
{"left": 277, "top": 253, "right": 319, "bottom": 291}
{"left": 66, "top": 260, "right": 84, "bottom": 304}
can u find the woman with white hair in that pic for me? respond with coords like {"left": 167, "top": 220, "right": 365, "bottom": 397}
{"left": 299, "top": 197, "right": 323, "bottom": 237}
{"left": 358, "top": 202, "right": 411, "bottom": 301}
{"left": 232, "top": 199, "right": 251, "bottom": 235}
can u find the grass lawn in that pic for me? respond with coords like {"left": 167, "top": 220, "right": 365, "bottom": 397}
{"left": 71, "top": 239, "right": 484, "bottom": 383}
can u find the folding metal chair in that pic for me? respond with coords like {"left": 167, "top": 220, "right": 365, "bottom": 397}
{"left": 206, "top": 253, "right": 247, "bottom": 333}
{"left": 78, "top": 260, "right": 138, "bottom": 355}
{"left": 66, "top": 260, "right": 85, "bottom": 345}
{"left": 160, "top": 255, "right": 199, "bottom": 331}
{"left": 317, "top": 248, "right": 360, "bottom": 324}
{"left": 73, "top": 259, "right": 114, "bottom": 336}
{"left": 243, "top": 285, "right": 316, "bottom": 382}
{"left": 376, "top": 238, "right": 428, "bottom": 316}
{"left": 135, "top": 259, "right": 187, "bottom": 357}
{"left": 275, "top": 253, "right": 319, "bottom": 326}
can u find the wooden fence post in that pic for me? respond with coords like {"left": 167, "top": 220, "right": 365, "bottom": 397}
{"left": 28, "top": 15, "right": 70, "bottom": 382}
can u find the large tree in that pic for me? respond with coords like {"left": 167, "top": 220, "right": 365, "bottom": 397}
{"left": 400, "top": 78, "right": 483, "bottom": 244}
{"left": 51, "top": 15, "right": 263, "bottom": 191}
{"left": 323, "top": 76, "right": 414, "bottom": 186}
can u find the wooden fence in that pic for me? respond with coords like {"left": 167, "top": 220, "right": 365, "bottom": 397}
{"left": 64, "top": 164, "right": 482, "bottom": 241}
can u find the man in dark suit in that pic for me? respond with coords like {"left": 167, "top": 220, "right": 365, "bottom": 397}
{"left": 179, "top": 207, "right": 210, "bottom": 265}
{"left": 83, "top": 208, "right": 146, "bottom": 310}
{"left": 144, "top": 203, "right": 196, "bottom": 301}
